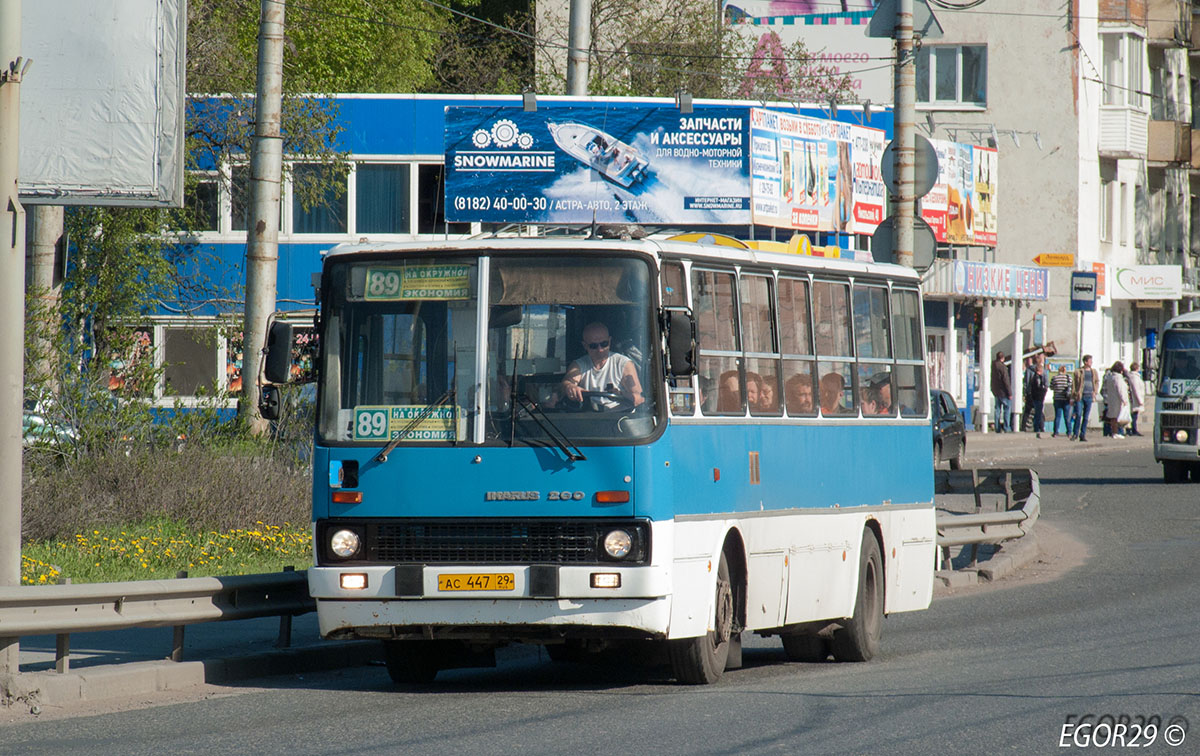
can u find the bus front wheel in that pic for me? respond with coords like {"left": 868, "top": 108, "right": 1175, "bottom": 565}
{"left": 1163, "top": 460, "right": 1186, "bottom": 484}
{"left": 669, "top": 551, "right": 733, "bottom": 684}
{"left": 383, "top": 640, "right": 442, "bottom": 684}
{"left": 831, "top": 531, "right": 883, "bottom": 663}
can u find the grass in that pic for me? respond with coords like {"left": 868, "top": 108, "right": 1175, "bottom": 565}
{"left": 20, "top": 519, "right": 312, "bottom": 585}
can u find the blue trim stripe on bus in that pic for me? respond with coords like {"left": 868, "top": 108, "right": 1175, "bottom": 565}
{"left": 311, "top": 421, "right": 933, "bottom": 522}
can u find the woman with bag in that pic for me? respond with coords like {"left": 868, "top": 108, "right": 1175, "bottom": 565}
{"left": 1103, "top": 361, "right": 1130, "bottom": 438}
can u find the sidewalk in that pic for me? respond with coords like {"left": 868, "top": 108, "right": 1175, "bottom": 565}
{"left": 962, "top": 422, "right": 1154, "bottom": 466}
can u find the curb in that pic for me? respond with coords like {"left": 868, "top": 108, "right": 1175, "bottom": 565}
{"left": 8, "top": 639, "right": 381, "bottom": 710}
{"left": 933, "top": 531, "right": 1040, "bottom": 593}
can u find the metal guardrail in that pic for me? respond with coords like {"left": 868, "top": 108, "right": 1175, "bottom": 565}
{"left": 0, "top": 569, "right": 312, "bottom": 673}
{"left": 934, "top": 467, "right": 1040, "bottom": 567}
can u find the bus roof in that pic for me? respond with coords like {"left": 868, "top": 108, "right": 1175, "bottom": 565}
{"left": 1164, "top": 310, "right": 1200, "bottom": 331}
{"left": 322, "top": 237, "right": 923, "bottom": 283}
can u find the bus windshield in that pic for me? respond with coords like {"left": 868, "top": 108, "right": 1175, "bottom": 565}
{"left": 1160, "top": 331, "right": 1200, "bottom": 397}
{"left": 318, "top": 253, "right": 658, "bottom": 445}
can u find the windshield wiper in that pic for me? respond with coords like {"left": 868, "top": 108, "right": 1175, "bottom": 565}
{"left": 375, "top": 389, "right": 455, "bottom": 463}
{"left": 513, "top": 396, "right": 587, "bottom": 462}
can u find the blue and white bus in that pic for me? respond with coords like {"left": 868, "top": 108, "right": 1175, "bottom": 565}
{"left": 1154, "top": 310, "right": 1200, "bottom": 483}
{"left": 263, "top": 235, "right": 937, "bottom": 684}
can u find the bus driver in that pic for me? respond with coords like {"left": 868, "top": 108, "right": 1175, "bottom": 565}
{"left": 561, "top": 322, "right": 645, "bottom": 409}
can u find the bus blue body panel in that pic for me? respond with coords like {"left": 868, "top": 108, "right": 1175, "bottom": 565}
{"left": 312, "top": 444, "right": 638, "bottom": 520}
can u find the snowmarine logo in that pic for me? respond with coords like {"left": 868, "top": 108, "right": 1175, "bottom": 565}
{"left": 454, "top": 118, "right": 556, "bottom": 172}
{"left": 471, "top": 119, "right": 535, "bottom": 150}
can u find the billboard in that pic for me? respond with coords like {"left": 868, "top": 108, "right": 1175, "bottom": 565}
{"left": 445, "top": 106, "right": 752, "bottom": 225}
{"left": 1110, "top": 265, "right": 1183, "bottom": 300}
{"left": 747, "top": 108, "right": 885, "bottom": 234}
{"left": 19, "top": 0, "right": 186, "bottom": 207}
{"left": 722, "top": 2, "right": 893, "bottom": 104}
{"left": 919, "top": 139, "right": 997, "bottom": 247}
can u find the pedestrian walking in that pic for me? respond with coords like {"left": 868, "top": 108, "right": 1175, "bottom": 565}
{"left": 1050, "top": 364, "right": 1073, "bottom": 436}
{"left": 1071, "top": 355, "right": 1100, "bottom": 441}
{"left": 1103, "top": 361, "right": 1131, "bottom": 437}
{"left": 991, "top": 351, "right": 1012, "bottom": 433}
{"left": 1027, "top": 360, "right": 1048, "bottom": 437}
{"left": 1126, "top": 361, "right": 1145, "bottom": 436}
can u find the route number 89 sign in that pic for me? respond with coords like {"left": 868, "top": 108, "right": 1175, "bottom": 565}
{"left": 364, "top": 265, "right": 470, "bottom": 301}
{"left": 352, "top": 405, "right": 458, "bottom": 442}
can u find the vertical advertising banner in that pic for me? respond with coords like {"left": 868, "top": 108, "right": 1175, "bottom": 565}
{"left": 973, "top": 145, "right": 998, "bottom": 246}
{"left": 748, "top": 108, "right": 884, "bottom": 234}
{"left": 445, "top": 106, "right": 751, "bottom": 225}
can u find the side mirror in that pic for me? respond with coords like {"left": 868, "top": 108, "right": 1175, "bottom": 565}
{"left": 259, "top": 384, "right": 281, "bottom": 421}
{"left": 263, "top": 321, "right": 294, "bottom": 384}
{"left": 662, "top": 306, "right": 697, "bottom": 377}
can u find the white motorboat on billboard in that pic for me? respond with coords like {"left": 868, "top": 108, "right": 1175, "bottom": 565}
{"left": 547, "top": 121, "right": 649, "bottom": 188}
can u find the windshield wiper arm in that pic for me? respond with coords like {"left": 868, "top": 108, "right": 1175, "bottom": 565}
{"left": 376, "top": 389, "right": 455, "bottom": 463}
{"left": 513, "top": 396, "right": 587, "bottom": 461}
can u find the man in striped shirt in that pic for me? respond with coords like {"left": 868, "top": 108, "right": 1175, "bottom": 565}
{"left": 1050, "top": 364, "right": 1073, "bottom": 437}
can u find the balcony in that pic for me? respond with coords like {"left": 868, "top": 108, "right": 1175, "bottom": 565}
{"left": 1099, "top": 106, "right": 1149, "bottom": 159}
{"left": 1148, "top": 0, "right": 1190, "bottom": 46}
{"left": 1149, "top": 119, "right": 1190, "bottom": 162}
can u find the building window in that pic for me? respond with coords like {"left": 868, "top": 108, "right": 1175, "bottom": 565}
{"left": 356, "top": 163, "right": 411, "bottom": 234}
{"left": 292, "top": 163, "right": 348, "bottom": 234}
{"left": 163, "top": 326, "right": 219, "bottom": 397}
{"left": 916, "top": 45, "right": 986, "bottom": 106}
{"left": 230, "top": 165, "right": 283, "bottom": 233}
{"left": 1100, "top": 178, "right": 1113, "bottom": 243}
{"left": 185, "top": 174, "right": 220, "bottom": 232}
{"left": 417, "top": 164, "right": 471, "bottom": 235}
{"left": 1101, "top": 32, "right": 1145, "bottom": 109}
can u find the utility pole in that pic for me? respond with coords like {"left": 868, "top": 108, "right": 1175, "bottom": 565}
{"left": 566, "top": 0, "right": 591, "bottom": 96}
{"left": 241, "top": 0, "right": 285, "bottom": 433}
{"left": 0, "top": 0, "right": 24, "bottom": 684}
{"left": 892, "top": 0, "right": 916, "bottom": 268}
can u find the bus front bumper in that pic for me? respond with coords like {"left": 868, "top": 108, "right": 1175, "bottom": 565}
{"left": 308, "top": 564, "right": 674, "bottom": 640}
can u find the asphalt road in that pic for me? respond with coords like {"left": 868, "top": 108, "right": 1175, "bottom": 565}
{"left": 2, "top": 442, "right": 1197, "bottom": 755}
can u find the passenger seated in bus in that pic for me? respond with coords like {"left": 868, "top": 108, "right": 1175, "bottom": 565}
{"left": 560, "top": 322, "right": 645, "bottom": 409}
{"left": 862, "top": 373, "right": 893, "bottom": 416}
{"left": 717, "top": 370, "right": 743, "bottom": 413}
{"left": 784, "top": 373, "right": 815, "bottom": 414}
{"left": 819, "top": 372, "right": 853, "bottom": 416}
{"left": 747, "top": 372, "right": 778, "bottom": 413}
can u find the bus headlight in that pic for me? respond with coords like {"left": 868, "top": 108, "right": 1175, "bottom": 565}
{"left": 330, "top": 528, "right": 363, "bottom": 559}
{"left": 1176, "top": 429, "right": 1190, "bottom": 444}
{"left": 603, "top": 529, "right": 633, "bottom": 559}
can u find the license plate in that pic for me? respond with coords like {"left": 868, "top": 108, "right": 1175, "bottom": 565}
{"left": 437, "top": 573, "right": 515, "bottom": 592}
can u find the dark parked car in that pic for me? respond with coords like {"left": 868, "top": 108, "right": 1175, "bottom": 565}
{"left": 931, "top": 389, "right": 966, "bottom": 469}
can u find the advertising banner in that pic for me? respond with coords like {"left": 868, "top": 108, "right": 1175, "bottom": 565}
{"left": 721, "top": 2, "right": 893, "bottom": 104}
{"left": 918, "top": 139, "right": 997, "bottom": 248}
{"left": 445, "top": 106, "right": 751, "bottom": 225}
{"left": 748, "top": 108, "right": 885, "bottom": 234}
{"left": 1110, "top": 265, "right": 1183, "bottom": 300}
{"left": 951, "top": 260, "right": 1048, "bottom": 301}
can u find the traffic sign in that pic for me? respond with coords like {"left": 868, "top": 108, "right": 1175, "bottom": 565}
{"left": 1033, "top": 253, "right": 1074, "bottom": 267}
{"left": 882, "top": 134, "right": 939, "bottom": 199}
{"left": 1070, "top": 271, "right": 1097, "bottom": 312}
{"left": 871, "top": 216, "right": 936, "bottom": 272}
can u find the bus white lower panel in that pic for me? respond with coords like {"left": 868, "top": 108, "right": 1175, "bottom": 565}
{"left": 316, "top": 597, "right": 672, "bottom": 638}
{"left": 668, "top": 506, "right": 935, "bottom": 638}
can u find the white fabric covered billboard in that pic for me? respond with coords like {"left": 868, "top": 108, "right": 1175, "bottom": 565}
{"left": 19, "top": 0, "right": 185, "bottom": 207}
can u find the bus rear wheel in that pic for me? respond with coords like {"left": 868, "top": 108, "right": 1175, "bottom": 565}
{"left": 669, "top": 551, "right": 733, "bottom": 684}
{"left": 383, "top": 640, "right": 443, "bottom": 684}
{"left": 831, "top": 531, "right": 883, "bottom": 663}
